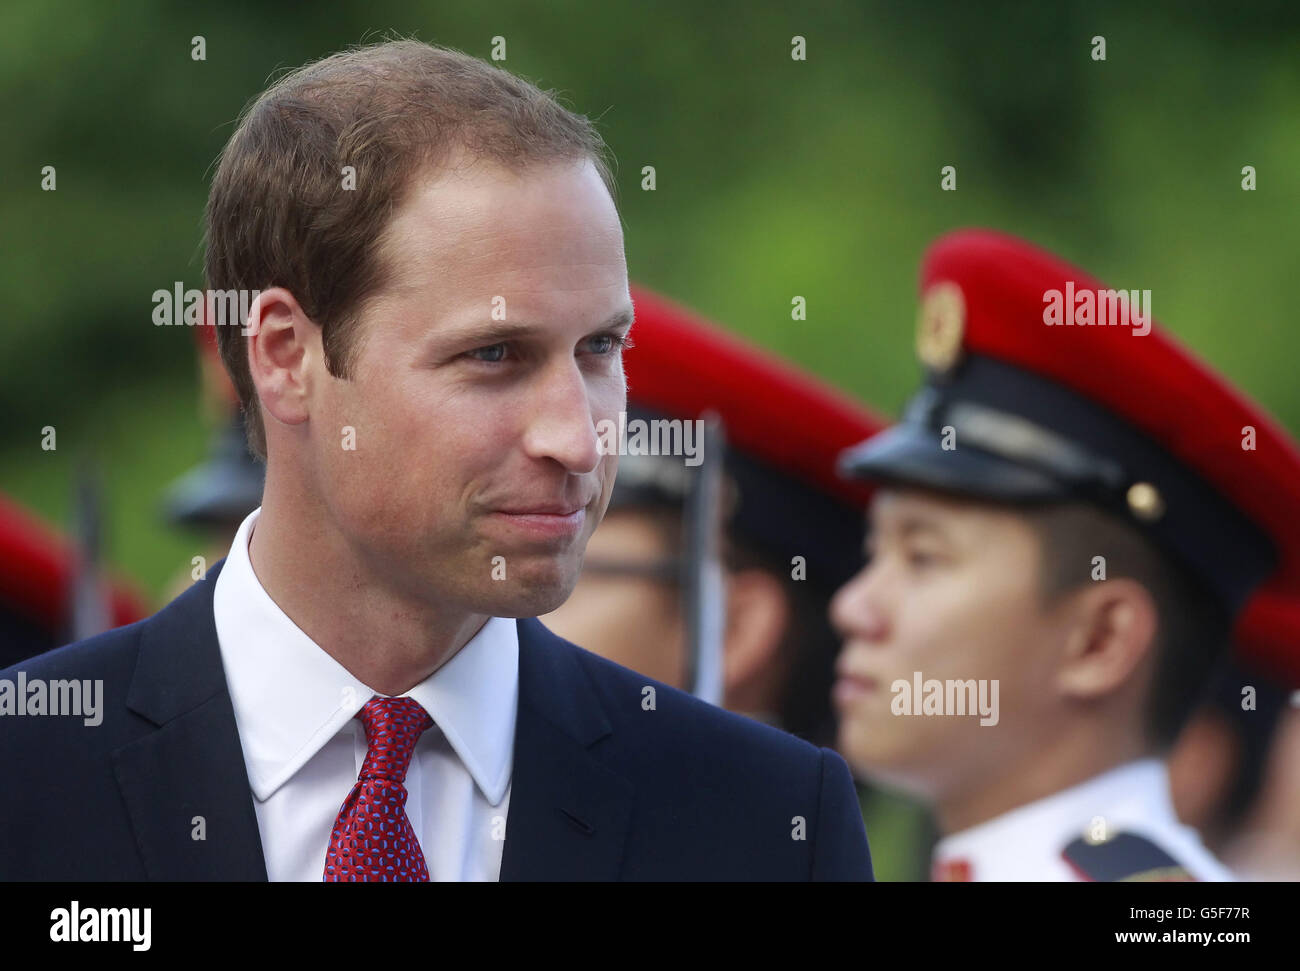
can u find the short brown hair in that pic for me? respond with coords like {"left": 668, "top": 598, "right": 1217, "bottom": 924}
{"left": 205, "top": 39, "right": 617, "bottom": 461}
{"left": 1022, "top": 502, "right": 1229, "bottom": 751}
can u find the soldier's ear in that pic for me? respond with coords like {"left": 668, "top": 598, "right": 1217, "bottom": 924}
{"left": 1055, "top": 578, "right": 1159, "bottom": 702}
{"left": 722, "top": 568, "right": 789, "bottom": 708}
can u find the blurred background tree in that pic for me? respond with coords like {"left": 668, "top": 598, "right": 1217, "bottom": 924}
{"left": 4, "top": 0, "right": 1298, "bottom": 594}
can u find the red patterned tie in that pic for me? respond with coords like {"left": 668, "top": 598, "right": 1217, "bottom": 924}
{"left": 323, "top": 695, "right": 434, "bottom": 882}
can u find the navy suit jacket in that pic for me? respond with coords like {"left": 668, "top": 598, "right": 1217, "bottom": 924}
{"left": 0, "top": 557, "right": 873, "bottom": 880}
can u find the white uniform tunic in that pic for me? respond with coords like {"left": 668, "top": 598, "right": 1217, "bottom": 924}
{"left": 930, "top": 758, "right": 1235, "bottom": 881}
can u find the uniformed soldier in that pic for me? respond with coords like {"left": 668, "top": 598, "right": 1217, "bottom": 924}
{"left": 1169, "top": 595, "right": 1300, "bottom": 880}
{"left": 0, "top": 492, "right": 148, "bottom": 669}
{"left": 158, "top": 318, "right": 265, "bottom": 602}
{"left": 543, "top": 284, "right": 887, "bottom": 747}
{"left": 830, "top": 229, "right": 1300, "bottom": 881}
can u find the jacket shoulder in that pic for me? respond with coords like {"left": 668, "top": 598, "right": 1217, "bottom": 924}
{"left": 527, "top": 623, "right": 872, "bottom": 880}
{"left": 562, "top": 629, "right": 824, "bottom": 766}
{"left": 0, "top": 618, "right": 147, "bottom": 683}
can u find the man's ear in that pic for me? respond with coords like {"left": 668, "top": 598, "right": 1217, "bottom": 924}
{"left": 722, "top": 568, "right": 790, "bottom": 710}
{"left": 245, "top": 286, "right": 315, "bottom": 432}
{"left": 1055, "top": 577, "right": 1159, "bottom": 701}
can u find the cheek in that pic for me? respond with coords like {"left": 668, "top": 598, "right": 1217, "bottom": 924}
{"left": 594, "top": 454, "right": 619, "bottom": 506}
{"left": 949, "top": 583, "right": 1050, "bottom": 695}
{"left": 587, "top": 377, "right": 624, "bottom": 507}
{"left": 320, "top": 378, "right": 479, "bottom": 526}
{"left": 320, "top": 371, "right": 409, "bottom": 472}
{"left": 383, "top": 381, "right": 509, "bottom": 482}
{"left": 890, "top": 580, "right": 973, "bottom": 671}
{"left": 587, "top": 369, "right": 626, "bottom": 427}
{"left": 893, "top": 573, "right": 1038, "bottom": 681}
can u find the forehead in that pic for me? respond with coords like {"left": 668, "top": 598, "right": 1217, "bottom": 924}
{"left": 869, "top": 486, "right": 1026, "bottom": 538}
{"left": 376, "top": 153, "right": 625, "bottom": 300}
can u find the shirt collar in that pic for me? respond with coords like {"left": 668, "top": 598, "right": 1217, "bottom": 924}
{"left": 213, "top": 506, "right": 517, "bottom": 806}
{"left": 932, "top": 758, "right": 1175, "bottom": 878}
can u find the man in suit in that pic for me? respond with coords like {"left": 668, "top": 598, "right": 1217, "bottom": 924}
{"left": 0, "top": 39, "right": 872, "bottom": 881}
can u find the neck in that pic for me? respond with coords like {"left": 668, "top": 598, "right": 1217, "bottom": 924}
{"left": 248, "top": 467, "right": 489, "bottom": 696}
{"left": 933, "top": 728, "right": 1151, "bottom": 837}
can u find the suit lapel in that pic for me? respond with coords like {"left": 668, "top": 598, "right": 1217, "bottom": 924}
{"left": 499, "top": 619, "right": 633, "bottom": 881}
{"left": 112, "top": 558, "right": 268, "bottom": 880}
{"left": 112, "top": 566, "right": 630, "bottom": 881}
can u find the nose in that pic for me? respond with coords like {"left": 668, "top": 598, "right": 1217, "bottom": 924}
{"left": 830, "top": 561, "right": 890, "bottom": 644}
{"left": 522, "top": 357, "right": 602, "bottom": 475}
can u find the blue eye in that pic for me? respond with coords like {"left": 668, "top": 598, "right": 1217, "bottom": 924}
{"left": 464, "top": 333, "right": 631, "bottom": 366}
{"left": 587, "top": 333, "right": 632, "bottom": 355}
{"left": 468, "top": 344, "right": 508, "bottom": 363}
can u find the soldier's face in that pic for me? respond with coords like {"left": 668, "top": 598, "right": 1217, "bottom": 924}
{"left": 540, "top": 506, "right": 687, "bottom": 686}
{"left": 307, "top": 156, "right": 631, "bottom": 617}
{"left": 830, "top": 488, "right": 1066, "bottom": 798}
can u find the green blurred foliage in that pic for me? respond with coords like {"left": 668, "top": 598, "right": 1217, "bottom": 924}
{"left": 2, "top": 0, "right": 1298, "bottom": 604}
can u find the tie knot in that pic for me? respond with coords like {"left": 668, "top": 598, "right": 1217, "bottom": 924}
{"left": 356, "top": 696, "right": 433, "bottom": 783}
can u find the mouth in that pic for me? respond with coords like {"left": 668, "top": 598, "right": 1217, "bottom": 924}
{"left": 495, "top": 503, "right": 586, "bottom": 516}
{"left": 487, "top": 503, "right": 590, "bottom": 541}
{"left": 833, "top": 652, "right": 881, "bottom": 709}
{"left": 832, "top": 673, "right": 879, "bottom": 709}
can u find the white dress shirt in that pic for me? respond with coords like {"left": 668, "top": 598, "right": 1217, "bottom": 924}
{"left": 931, "top": 758, "right": 1236, "bottom": 881}
{"left": 212, "top": 507, "right": 517, "bottom": 881}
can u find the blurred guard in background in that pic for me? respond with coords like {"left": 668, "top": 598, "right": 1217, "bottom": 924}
{"left": 831, "top": 229, "right": 1300, "bottom": 881}
{"left": 1169, "top": 597, "right": 1300, "bottom": 880}
{"left": 543, "top": 285, "right": 886, "bottom": 748}
{"left": 0, "top": 492, "right": 147, "bottom": 669}
{"left": 159, "top": 320, "right": 265, "bottom": 602}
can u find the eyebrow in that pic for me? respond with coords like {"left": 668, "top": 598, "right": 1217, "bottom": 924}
{"left": 869, "top": 512, "right": 949, "bottom": 543}
{"left": 438, "top": 307, "right": 635, "bottom": 348}
{"left": 898, "top": 516, "right": 951, "bottom": 543}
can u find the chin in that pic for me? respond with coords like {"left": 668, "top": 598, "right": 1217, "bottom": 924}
{"left": 843, "top": 748, "right": 933, "bottom": 799}
{"left": 480, "top": 562, "right": 580, "bottom": 618}
{"left": 840, "top": 726, "right": 955, "bottom": 801}
{"left": 840, "top": 721, "right": 920, "bottom": 781}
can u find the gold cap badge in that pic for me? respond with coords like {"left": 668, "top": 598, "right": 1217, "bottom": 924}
{"left": 1127, "top": 481, "right": 1165, "bottom": 522}
{"left": 916, "top": 281, "right": 966, "bottom": 374}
